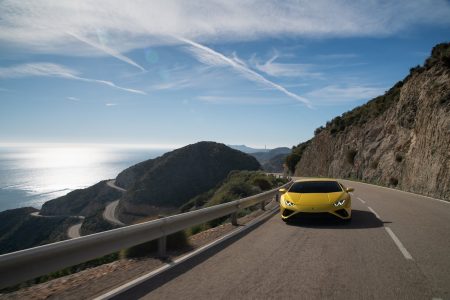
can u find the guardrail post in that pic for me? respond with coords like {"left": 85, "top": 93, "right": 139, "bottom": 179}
{"left": 231, "top": 212, "right": 238, "bottom": 226}
{"left": 260, "top": 198, "right": 266, "bottom": 211}
{"left": 157, "top": 215, "right": 167, "bottom": 259}
{"left": 158, "top": 235, "right": 167, "bottom": 258}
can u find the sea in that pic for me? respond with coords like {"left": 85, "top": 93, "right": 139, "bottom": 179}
{"left": 0, "top": 145, "right": 170, "bottom": 212}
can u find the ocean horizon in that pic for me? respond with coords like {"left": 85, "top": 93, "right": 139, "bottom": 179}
{"left": 0, "top": 144, "right": 171, "bottom": 212}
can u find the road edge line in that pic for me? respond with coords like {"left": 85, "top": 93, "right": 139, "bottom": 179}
{"left": 341, "top": 179, "right": 449, "bottom": 205}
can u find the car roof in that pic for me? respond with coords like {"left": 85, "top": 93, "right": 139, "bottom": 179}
{"left": 293, "top": 178, "right": 338, "bottom": 183}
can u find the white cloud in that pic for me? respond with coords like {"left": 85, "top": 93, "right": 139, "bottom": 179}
{"left": 179, "top": 37, "right": 312, "bottom": 107}
{"left": 306, "top": 85, "right": 385, "bottom": 104}
{"left": 0, "top": 63, "right": 146, "bottom": 95}
{"left": 253, "top": 53, "right": 322, "bottom": 78}
{"left": 150, "top": 78, "right": 194, "bottom": 91}
{"left": 105, "top": 103, "right": 118, "bottom": 106}
{"left": 67, "top": 96, "right": 80, "bottom": 101}
{"left": 67, "top": 32, "right": 146, "bottom": 71}
{"left": 197, "top": 95, "right": 288, "bottom": 105}
{"left": 0, "top": 1, "right": 449, "bottom": 56}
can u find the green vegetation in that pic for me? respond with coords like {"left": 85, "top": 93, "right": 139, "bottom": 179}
{"left": 346, "top": 149, "right": 358, "bottom": 165}
{"left": 424, "top": 42, "right": 450, "bottom": 69}
{"left": 41, "top": 180, "right": 122, "bottom": 217}
{"left": 395, "top": 153, "right": 403, "bottom": 163}
{"left": 117, "top": 142, "right": 261, "bottom": 220}
{"left": 80, "top": 210, "right": 120, "bottom": 235}
{"left": 326, "top": 83, "right": 402, "bottom": 135}
{"left": 389, "top": 177, "right": 399, "bottom": 186}
{"left": 285, "top": 141, "right": 311, "bottom": 174}
{"left": 0, "top": 208, "right": 79, "bottom": 255}
{"left": 180, "top": 170, "right": 286, "bottom": 212}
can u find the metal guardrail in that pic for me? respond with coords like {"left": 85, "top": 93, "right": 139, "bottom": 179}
{"left": 0, "top": 181, "right": 291, "bottom": 289}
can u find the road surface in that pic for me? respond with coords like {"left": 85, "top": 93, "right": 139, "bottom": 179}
{"left": 114, "top": 180, "right": 450, "bottom": 300}
{"left": 67, "top": 221, "right": 83, "bottom": 239}
{"left": 103, "top": 180, "right": 126, "bottom": 226}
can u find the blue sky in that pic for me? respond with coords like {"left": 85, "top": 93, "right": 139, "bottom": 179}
{"left": 0, "top": 1, "right": 449, "bottom": 149}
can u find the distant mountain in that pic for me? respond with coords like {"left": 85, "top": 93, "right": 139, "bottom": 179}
{"left": 286, "top": 42, "right": 450, "bottom": 200}
{"left": 228, "top": 145, "right": 268, "bottom": 153}
{"left": 250, "top": 147, "right": 291, "bottom": 172}
{"left": 116, "top": 141, "right": 261, "bottom": 222}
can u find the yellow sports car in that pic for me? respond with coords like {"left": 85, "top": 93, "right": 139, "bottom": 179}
{"left": 279, "top": 178, "right": 353, "bottom": 222}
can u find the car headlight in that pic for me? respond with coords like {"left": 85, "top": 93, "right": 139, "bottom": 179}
{"left": 284, "top": 199, "right": 295, "bottom": 207}
{"left": 334, "top": 199, "right": 346, "bottom": 207}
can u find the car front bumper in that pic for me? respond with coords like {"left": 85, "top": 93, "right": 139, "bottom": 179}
{"left": 280, "top": 200, "right": 352, "bottom": 220}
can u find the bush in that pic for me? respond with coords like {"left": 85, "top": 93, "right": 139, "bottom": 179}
{"left": 395, "top": 153, "right": 403, "bottom": 163}
{"left": 285, "top": 140, "right": 311, "bottom": 173}
{"left": 389, "top": 177, "right": 399, "bottom": 186}
{"left": 346, "top": 149, "right": 358, "bottom": 165}
{"left": 370, "top": 160, "right": 379, "bottom": 169}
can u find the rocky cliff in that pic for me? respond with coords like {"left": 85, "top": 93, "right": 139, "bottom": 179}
{"left": 116, "top": 141, "right": 261, "bottom": 222}
{"left": 289, "top": 43, "right": 450, "bottom": 200}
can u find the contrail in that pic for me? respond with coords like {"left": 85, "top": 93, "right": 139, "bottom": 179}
{"left": 67, "top": 32, "right": 146, "bottom": 72}
{"left": 178, "top": 37, "right": 311, "bottom": 107}
{"left": 65, "top": 74, "right": 146, "bottom": 95}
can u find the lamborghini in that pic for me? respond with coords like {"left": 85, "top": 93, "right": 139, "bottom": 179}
{"left": 279, "top": 178, "right": 354, "bottom": 222}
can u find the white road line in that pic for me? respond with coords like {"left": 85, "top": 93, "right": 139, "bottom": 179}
{"left": 384, "top": 227, "right": 414, "bottom": 260}
{"left": 367, "top": 206, "right": 380, "bottom": 219}
{"left": 357, "top": 197, "right": 366, "bottom": 204}
{"left": 340, "top": 178, "right": 449, "bottom": 205}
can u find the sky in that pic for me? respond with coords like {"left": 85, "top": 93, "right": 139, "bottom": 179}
{"left": 0, "top": 1, "right": 449, "bottom": 149}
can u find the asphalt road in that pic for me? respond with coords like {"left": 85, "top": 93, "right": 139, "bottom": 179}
{"left": 103, "top": 180, "right": 126, "bottom": 226}
{"left": 115, "top": 180, "right": 450, "bottom": 300}
{"left": 67, "top": 222, "right": 82, "bottom": 239}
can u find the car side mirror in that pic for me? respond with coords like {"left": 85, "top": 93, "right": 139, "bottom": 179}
{"left": 279, "top": 188, "right": 287, "bottom": 193}
{"left": 346, "top": 187, "right": 354, "bottom": 193}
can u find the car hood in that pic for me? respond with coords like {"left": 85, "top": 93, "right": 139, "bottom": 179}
{"left": 285, "top": 192, "right": 344, "bottom": 205}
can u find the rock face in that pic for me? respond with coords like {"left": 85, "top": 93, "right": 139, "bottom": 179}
{"left": 116, "top": 141, "right": 261, "bottom": 221}
{"left": 290, "top": 43, "right": 450, "bottom": 201}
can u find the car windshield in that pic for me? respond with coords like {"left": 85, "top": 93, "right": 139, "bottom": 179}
{"left": 288, "top": 181, "right": 343, "bottom": 193}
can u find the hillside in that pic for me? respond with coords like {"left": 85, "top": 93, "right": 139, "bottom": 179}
{"left": 40, "top": 181, "right": 122, "bottom": 217}
{"left": 180, "top": 171, "right": 286, "bottom": 212}
{"left": 117, "top": 141, "right": 261, "bottom": 222}
{"left": 287, "top": 43, "right": 450, "bottom": 200}
{"left": 0, "top": 208, "right": 79, "bottom": 254}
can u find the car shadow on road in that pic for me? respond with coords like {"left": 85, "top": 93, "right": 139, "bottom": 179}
{"left": 285, "top": 209, "right": 389, "bottom": 229}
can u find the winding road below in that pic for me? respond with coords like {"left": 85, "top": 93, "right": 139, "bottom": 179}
{"left": 103, "top": 180, "right": 126, "bottom": 226}
{"left": 114, "top": 179, "right": 450, "bottom": 300}
{"left": 30, "top": 179, "right": 125, "bottom": 239}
